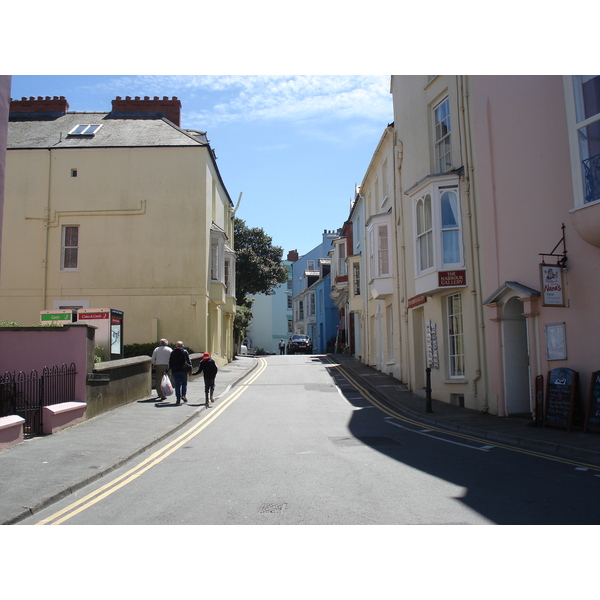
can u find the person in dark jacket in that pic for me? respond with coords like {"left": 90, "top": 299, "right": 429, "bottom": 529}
{"left": 168, "top": 341, "right": 192, "bottom": 405}
{"left": 193, "top": 352, "right": 218, "bottom": 408}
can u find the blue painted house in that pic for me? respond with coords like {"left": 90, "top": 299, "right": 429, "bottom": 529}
{"left": 291, "top": 230, "right": 339, "bottom": 354}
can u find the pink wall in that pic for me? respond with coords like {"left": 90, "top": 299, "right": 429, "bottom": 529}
{"left": 470, "top": 75, "right": 600, "bottom": 408}
{"left": 0, "top": 324, "right": 94, "bottom": 402}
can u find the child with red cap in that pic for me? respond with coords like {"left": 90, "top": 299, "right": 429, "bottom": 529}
{"left": 192, "top": 352, "right": 219, "bottom": 408}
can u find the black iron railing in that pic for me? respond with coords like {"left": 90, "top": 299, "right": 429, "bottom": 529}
{"left": 0, "top": 363, "right": 77, "bottom": 436}
{"left": 583, "top": 153, "right": 600, "bottom": 204}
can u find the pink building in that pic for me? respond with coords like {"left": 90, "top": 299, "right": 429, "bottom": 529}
{"left": 473, "top": 76, "right": 600, "bottom": 419}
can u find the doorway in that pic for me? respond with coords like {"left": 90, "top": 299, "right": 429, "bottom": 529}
{"left": 502, "top": 297, "right": 531, "bottom": 415}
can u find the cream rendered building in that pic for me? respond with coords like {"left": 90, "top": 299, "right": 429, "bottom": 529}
{"left": 391, "top": 77, "right": 488, "bottom": 412}
{"left": 360, "top": 125, "right": 402, "bottom": 381}
{"left": 2, "top": 96, "right": 236, "bottom": 365}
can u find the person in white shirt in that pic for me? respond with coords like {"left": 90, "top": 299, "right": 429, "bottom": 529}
{"left": 151, "top": 339, "right": 172, "bottom": 400}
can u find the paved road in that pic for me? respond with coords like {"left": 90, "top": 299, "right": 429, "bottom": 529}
{"left": 19, "top": 354, "right": 600, "bottom": 525}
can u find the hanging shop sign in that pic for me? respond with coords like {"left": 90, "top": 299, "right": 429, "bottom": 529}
{"left": 407, "top": 295, "right": 427, "bottom": 309}
{"left": 540, "top": 264, "right": 566, "bottom": 307}
{"left": 438, "top": 270, "right": 467, "bottom": 288}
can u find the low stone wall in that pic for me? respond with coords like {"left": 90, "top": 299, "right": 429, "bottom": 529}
{"left": 86, "top": 353, "right": 205, "bottom": 419}
{"left": 86, "top": 356, "right": 152, "bottom": 419}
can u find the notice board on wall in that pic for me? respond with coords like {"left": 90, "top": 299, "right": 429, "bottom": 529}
{"left": 544, "top": 368, "right": 579, "bottom": 431}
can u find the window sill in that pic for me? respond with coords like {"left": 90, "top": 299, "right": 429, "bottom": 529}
{"left": 444, "top": 378, "right": 467, "bottom": 385}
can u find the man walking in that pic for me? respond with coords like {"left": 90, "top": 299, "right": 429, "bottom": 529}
{"left": 168, "top": 341, "right": 192, "bottom": 405}
{"left": 151, "top": 339, "right": 172, "bottom": 400}
{"left": 193, "top": 352, "right": 219, "bottom": 408}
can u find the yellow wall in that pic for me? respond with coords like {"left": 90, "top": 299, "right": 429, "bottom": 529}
{"left": 1, "top": 145, "right": 234, "bottom": 365}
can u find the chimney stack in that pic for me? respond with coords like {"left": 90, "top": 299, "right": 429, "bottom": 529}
{"left": 10, "top": 96, "right": 69, "bottom": 118}
{"left": 111, "top": 96, "right": 182, "bottom": 126}
{"left": 287, "top": 250, "right": 299, "bottom": 262}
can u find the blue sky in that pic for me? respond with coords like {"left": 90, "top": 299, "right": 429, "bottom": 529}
{"left": 9, "top": 74, "right": 393, "bottom": 257}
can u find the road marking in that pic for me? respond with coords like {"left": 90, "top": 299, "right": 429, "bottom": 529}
{"left": 324, "top": 356, "right": 600, "bottom": 473}
{"left": 384, "top": 418, "right": 493, "bottom": 451}
{"left": 36, "top": 358, "right": 268, "bottom": 525}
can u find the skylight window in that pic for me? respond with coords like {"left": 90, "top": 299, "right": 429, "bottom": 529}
{"left": 68, "top": 124, "right": 102, "bottom": 136}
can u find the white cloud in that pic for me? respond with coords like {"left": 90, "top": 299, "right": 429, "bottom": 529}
{"left": 101, "top": 75, "right": 393, "bottom": 127}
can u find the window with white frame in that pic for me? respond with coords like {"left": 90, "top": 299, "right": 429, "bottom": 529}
{"left": 308, "top": 293, "right": 316, "bottom": 316}
{"left": 434, "top": 97, "right": 452, "bottom": 172}
{"left": 368, "top": 220, "right": 391, "bottom": 279}
{"left": 447, "top": 293, "right": 465, "bottom": 378}
{"left": 572, "top": 76, "right": 600, "bottom": 204}
{"left": 416, "top": 193, "right": 434, "bottom": 272}
{"left": 338, "top": 242, "right": 347, "bottom": 276}
{"left": 378, "top": 224, "right": 390, "bottom": 276}
{"left": 307, "top": 259, "right": 315, "bottom": 271}
{"left": 298, "top": 300, "right": 304, "bottom": 320}
{"left": 224, "top": 253, "right": 235, "bottom": 296}
{"left": 68, "top": 124, "right": 102, "bottom": 137}
{"left": 353, "top": 262, "right": 361, "bottom": 296}
{"left": 210, "top": 239, "right": 220, "bottom": 281}
{"left": 413, "top": 178, "right": 463, "bottom": 276}
{"left": 61, "top": 225, "right": 79, "bottom": 270}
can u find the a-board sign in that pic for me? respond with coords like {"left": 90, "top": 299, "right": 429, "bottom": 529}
{"left": 544, "top": 368, "right": 578, "bottom": 431}
{"left": 584, "top": 371, "right": 600, "bottom": 433}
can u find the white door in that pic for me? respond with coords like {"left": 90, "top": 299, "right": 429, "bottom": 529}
{"left": 503, "top": 297, "right": 531, "bottom": 415}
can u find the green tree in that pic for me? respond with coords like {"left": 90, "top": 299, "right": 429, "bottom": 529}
{"left": 233, "top": 218, "right": 288, "bottom": 345}
{"left": 234, "top": 217, "right": 288, "bottom": 304}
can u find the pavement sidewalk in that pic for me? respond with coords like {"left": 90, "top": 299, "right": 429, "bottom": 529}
{"left": 0, "top": 356, "right": 259, "bottom": 525}
{"left": 331, "top": 354, "right": 600, "bottom": 468}
{"left": 3, "top": 353, "right": 600, "bottom": 525}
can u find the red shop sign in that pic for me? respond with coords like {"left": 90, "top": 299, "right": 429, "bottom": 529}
{"left": 438, "top": 270, "right": 467, "bottom": 287}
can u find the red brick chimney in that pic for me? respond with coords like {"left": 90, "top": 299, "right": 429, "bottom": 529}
{"left": 111, "top": 96, "right": 181, "bottom": 126}
{"left": 10, "top": 96, "right": 69, "bottom": 116}
{"left": 287, "top": 250, "right": 299, "bottom": 262}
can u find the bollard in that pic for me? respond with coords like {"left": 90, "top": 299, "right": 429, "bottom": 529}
{"left": 425, "top": 367, "right": 433, "bottom": 413}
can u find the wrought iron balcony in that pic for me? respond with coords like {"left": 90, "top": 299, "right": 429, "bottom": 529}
{"left": 583, "top": 152, "right": 600, "bottom": 204}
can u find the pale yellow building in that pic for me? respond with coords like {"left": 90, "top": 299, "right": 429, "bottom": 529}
{"left": 2, "top": 95, "right": 236, "bottom": 365}
{"left": 359, "top": 125, "right": 402, "bottom": 381}
{"left": 391, "top": 76, "right": 487, "bottom": 411}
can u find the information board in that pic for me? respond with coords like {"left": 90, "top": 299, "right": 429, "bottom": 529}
{"left": 584, "top": 371, "right": 600, "bottom": 433}
{"left": 544, "top": 368, "right": 578, "bottom": 431}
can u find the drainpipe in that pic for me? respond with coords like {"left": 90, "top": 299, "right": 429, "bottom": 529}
{"left": 42, "top": 149, "right": 53, "bottom": 311}
{"left": 392, "top": 128, "right": 410, "bottom": 386}
{"left": 458, "top": 75, "right": 489, "bottom": 414}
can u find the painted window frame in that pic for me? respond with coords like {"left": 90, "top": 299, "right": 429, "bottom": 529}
{"left": 367, "top": 216, "right": 392, "bottom": 280}
{"left": 68, "top": 124, "right": 102, "bottom": 137}
{"left": 446, "top": 293, "right": 465, "bottom": 378}
{"left": 412, "top": 177, "right": 464, "bottom": 277}
{"left": 352, "top": 262, "right": 361, "bottom": 296}
{"left": 433, "top": 97, "right": 452, "bottom": 173}
{"left": 565, "top": 75, "right": 600, "bottom": 206}
{"left": 61, "top": 225, "right": 79, "bottom": 271}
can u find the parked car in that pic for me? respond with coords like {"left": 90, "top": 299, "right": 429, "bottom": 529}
{"left": 287, "top": 334, "right": 312, "bottom": 355}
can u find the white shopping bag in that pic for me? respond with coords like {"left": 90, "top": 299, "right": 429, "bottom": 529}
{"left": 160, "top": 373, "right": 174, "bottom": 397}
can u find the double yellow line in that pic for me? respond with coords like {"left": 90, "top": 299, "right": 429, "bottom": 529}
{"left": 37, "top": 357, "right": 268, "bottom": 525}
{"left": 326, "top": 357, "right": 600, "bottom": 472}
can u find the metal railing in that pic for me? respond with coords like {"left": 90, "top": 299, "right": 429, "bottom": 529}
{"left": 583, "top": 153, "right": 600, "bottom": 204}
{"left": 0, "top": 363, "right": 77, "bottom": 436}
